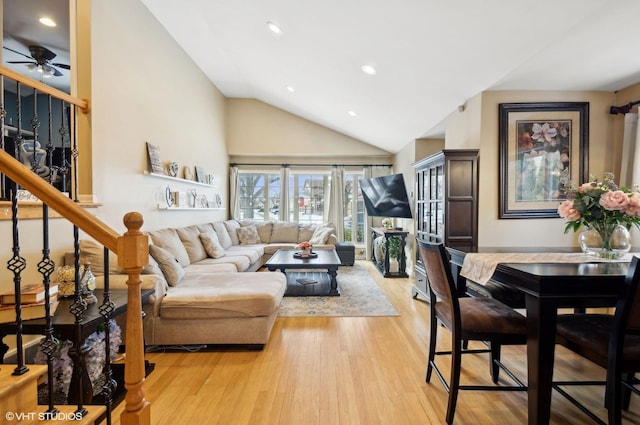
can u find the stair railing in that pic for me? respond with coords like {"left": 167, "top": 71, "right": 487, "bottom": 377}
{"left": 0, "top": 66, "right": 150, "bottom": 425}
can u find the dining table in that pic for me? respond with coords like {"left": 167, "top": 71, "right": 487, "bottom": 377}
{"left": 446, "top": 247, "right": 634, "bottom": 425}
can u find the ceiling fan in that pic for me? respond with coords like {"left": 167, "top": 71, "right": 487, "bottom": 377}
{"left": 3, "top": 45, "right": 70, "bottom": 78}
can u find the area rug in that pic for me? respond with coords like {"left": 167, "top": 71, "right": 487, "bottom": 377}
{"left": 277, "top": 263, "right": 400, "bottom": 317}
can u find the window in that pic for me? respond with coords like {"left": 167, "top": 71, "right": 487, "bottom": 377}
{"left": 288, "top": 171, "right": 330, "bottom": 225}
{"left": 237, "top": 172, "right": 280, "bottom": 221}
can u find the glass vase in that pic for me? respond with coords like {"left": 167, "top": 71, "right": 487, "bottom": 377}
{"left": 579, "top": 223, "right": 631, "bottom": 260}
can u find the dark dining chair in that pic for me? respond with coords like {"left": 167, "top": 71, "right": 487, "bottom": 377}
{"left": 416, "top": 240, "right": 527, "bottom": 424}
{"left": 554, "top": 255, "right": 640, "bottom": 425}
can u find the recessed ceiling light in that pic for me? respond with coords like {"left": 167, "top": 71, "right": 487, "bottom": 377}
{"left": 361, "top": 64, "right": 377, "bottom": 75}
{"left": 347, "top": 110, "right": 357, "bottom": 117}
{"left": 286, "top": 85, "right": 295, "bottom": 93}
{"left": 267, "top": 21, "right": 283, "bottom": 35}
{"left": 39, "top": 17, "right": 56, "bottom": 27}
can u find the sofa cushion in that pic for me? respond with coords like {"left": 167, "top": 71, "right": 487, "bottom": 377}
{"left": 240, "top": 220, "right": 273, "bottom": 243}
{"left": 297, "top": 224, "right": 316, "bottom": 243}
{"left": 271, "top": 221, "right": 299, "bottom": 243}
{"left": 237, "top": 225, "right": 261, "bottom": 245}
{"left": 310, "top": 224, "right": 335, "bottom": 245}
{"left": 149, "top": 245, "right": 185, "bottom": 287}
{"left": 225, "top": 245, "right": 264, "bottom": 264}
{"left": 160, "top": 273, "right": 286, "bottom": 320}
{"left": 176, "top": 225, "right": 208, "bottom": 263}
{"left": 224, "top": 220, "right": 242, "bottom": 246}
{"left": 199, "top": 231, "right": 226, "bottom": 259}
{"left": 149, "top": 228, "right": 191, "bottom": 267}
{"left": 189, "top": 255, "right": 251, "bottom": 272}
{"left": 78, "top": 239, "right": 161, "bottom": 276}
{"left": 212, "top": 222, "right": 233, "bottom": 249}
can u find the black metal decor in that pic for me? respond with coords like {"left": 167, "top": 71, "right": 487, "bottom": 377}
{"left": 0, "top": 76, "right": 6, "bottom": 200}
{"left": 68, "top": 225, "right": 89, "bottom": 417}
{"left": 37, "top": 203, "right": 59, "bottom": 415}
{"left": 99, "top": 247, "right": 116, "bottom": 424}
{"left": 7, "top": 177, "right": 27, "bottom": 375}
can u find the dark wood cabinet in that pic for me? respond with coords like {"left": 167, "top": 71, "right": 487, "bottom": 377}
{"left": 412, "top": 149, "right": 479, "bottom": 300}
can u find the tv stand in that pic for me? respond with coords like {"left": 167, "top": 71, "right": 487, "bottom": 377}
{"left": 371, "top": 227, "right": 409, "bottom": 278}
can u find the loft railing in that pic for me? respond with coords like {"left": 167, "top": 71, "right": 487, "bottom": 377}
{"left": 0, "top": 65, "right": 150, "bottom": 425}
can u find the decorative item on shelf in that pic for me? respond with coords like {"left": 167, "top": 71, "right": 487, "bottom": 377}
{"left": 558, "top": 172, "right": 640, "bottom": 259}
{"left": 167, "top": 161, "right": 179, "bottom": 177}
{"left": 146, "top": 142, "right": 163, "bottom": 174}
{"left": 55, "top": 265, "right": 76, "bottom": 298}
{"left": 195, "top": 166, "right": 206, "bottom": 183}
{"left": 79, "top": 262, "right": 97, "bottom": 304}
{"left": 382, "top": 217, "right": 393, "bottom": 230}
{"left": 201, "top": 194, "right": 209, "bottom": 208}
{"left": 183, "top": 166, "right": 193, "bottom": 181}
{"left": 207, "top": 174, "right": 215, "bottom": 186}
{"left": 190, "top": 189, "right": 198, "bottom": 207}
{"left": 165, "top": 185, "right": 173, "bottom": 208}
{"left": 215, "top": 194, "right": 222, "bottom": 208}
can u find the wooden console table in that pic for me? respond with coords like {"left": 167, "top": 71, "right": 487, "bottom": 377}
{"left": 371, "top": 227, "right": 409, "bottom": 278}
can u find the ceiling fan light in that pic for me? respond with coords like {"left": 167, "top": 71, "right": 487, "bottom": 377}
{"left": 38, "top": 17, "right": 57, "bottom": 27}
{"left": 25, "top": 63, "right": 37, "bottom": 72}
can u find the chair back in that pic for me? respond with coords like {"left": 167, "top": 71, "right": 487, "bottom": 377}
{"left": 614, "top": 255, "right": 640, "bottom": 341}
{"left": 416, "top": 239, "right": 457, "bottom": 305}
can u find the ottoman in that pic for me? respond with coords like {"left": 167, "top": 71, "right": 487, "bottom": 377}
{"left": 335, "top": 242, "right": 355, "bottom": 266}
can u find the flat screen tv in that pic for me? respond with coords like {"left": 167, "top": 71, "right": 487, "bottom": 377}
{"left": 359, "top": 173, "right": 413, "bottom": 218}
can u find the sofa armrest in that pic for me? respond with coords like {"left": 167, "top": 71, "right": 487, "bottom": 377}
{"left": 326, "top": 234, "right": 337, "bottom": 245}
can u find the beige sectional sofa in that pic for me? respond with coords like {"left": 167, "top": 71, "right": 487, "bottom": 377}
{"left": 79, "top": 219, "right": 336, "bottom": 349}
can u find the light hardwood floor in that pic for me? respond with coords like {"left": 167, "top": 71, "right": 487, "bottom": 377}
{"left": 111, "top": 261, "right": 640, "bottom": 424}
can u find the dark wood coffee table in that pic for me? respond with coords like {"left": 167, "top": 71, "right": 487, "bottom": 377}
{"left": 265, "top": 249, "right": 342, "bottom": 296}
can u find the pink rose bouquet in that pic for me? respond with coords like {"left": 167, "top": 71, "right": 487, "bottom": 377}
{"left": 558, "top": 172, "right": 640, "bottom": 234}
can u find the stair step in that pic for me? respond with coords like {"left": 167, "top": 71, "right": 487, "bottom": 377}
{"left": 0, "top": 364, "right": 47, "bottom": 413}
{"left": 19, "top": 405, "right": 106, "bottom": 424}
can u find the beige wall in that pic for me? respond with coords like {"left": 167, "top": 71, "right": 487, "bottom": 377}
{"left": 442, "top": 90, "right": 619, "bottom": 247}
{"left": 226, "top": 99, "right": 391, "bottom": 159}
{"left": 0, "top": 0, "right": 229, "bottom": 289}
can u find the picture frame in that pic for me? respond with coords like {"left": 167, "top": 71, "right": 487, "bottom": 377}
{"left": 146, "top": 142, "right": 163, "bottom": 174}
{"left": 195, "top": 166, "right": 206, "bottom": 183}
{"left": 498, "top": 102, "right": 589, "bottom": 219}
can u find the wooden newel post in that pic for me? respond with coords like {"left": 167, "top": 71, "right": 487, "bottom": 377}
{"left": 117, "top": 212, "right": 151, "bottom": 425}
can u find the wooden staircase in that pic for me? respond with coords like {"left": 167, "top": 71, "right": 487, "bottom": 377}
{"left": 0, "top": 364, "right": 104, "bottom": 424}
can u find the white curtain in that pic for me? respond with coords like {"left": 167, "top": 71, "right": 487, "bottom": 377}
{"left": 620, "top": 112, "right": 639, "bottom": 188}
{"left": 326, "top": 166, "right": 345, "bottom": 241}
{"left": 229, "top": 166, "right": 239, "bottom": 218}
{"left": 278, "top": 167, "right": 290, "bottom": 221}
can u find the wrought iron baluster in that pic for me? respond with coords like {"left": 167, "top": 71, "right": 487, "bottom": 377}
{"left": 7, "top": 178, "right": 27, "bottom": 375}
{"left": 70, "top": 107, "right": 78, "bottom": 202}
{"left": 100, "top": 247, "right": 116, "bottom": 424}
{"left": 37, "top": 203, "right": 59, "bottom": 415}
{"left": 0, "top": 75, "right": 6, "bottom": 200}
{"left": 68, "top": 225, "right": 88, "bottom": 417}
{"left": 58, "top": 100, "right": 70, "bottom": 195}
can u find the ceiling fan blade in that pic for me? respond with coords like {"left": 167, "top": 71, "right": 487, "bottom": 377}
{"left": 50, "top": 66, "right": 63, "bottom": 77}
{"left": 51, "top": 63, "right": 70, "bottom": 70}
{"left": 7, "top": 61, "right": 36, "bottom": 64}
{"left": 3, "top": 46, "right": 32, "bottom": 59}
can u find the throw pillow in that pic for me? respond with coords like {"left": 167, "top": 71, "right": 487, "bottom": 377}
{"left": 200, "top": 231, "right": 226, "bottom": 258}
{"left": 237, "top": 225, "right": 261, "bottom": 245}
{"left": 309, "top": 225, "right": 335, "bottom": 245}
{"left": 271, "top": 221, "right": 299, "bottom": 242}
{"left": 212, "top": 222, "right": 233, "bottom": 249}
{"left": 149, "top": 245, "right": 185, "bottom": 287}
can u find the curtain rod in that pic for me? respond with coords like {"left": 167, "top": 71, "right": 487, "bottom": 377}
{"left": 609, "top": 100, "right": 640, "bottom": 115}
{"left": 229, "top": 162, "right": 393, "bottom": 167}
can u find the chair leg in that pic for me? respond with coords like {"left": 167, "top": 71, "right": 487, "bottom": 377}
{"left": 622, "top": 372, "right": 634, "bottom": 410}
{"left": 446, "top": 336, "right": 462, "bottom": 425}
{"left": 490, "top": 342, "right": 502, "bottom": 384}
{"left": 426, "top": 313, "right": 438, "bottom": 383}
{"left": 606, "top": 362, "right": 623, "bottom": 425}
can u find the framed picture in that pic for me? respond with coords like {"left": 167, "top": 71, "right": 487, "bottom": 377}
{"left": 498, "top": 102, "right": 589, "bottom": 219}
{"left": 146, "top": 142, "right": 163, "bottom": 174}
{"left": 195, "top": 166, "right": 206, "bottom": 183}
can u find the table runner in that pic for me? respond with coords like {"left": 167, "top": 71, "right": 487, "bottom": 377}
{"left": 460, "top": 252, "right": 637, "bottom": 285}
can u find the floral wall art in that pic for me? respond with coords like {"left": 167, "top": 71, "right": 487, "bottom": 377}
{"left": 498, "top": 102, "right": 589, "bottom": 218}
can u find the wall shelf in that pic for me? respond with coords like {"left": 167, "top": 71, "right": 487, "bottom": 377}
{"left": 143, "top": 171, "right": 215, "bottom": 188}
{"left": 157, "top": 205, "right": 225, "bottom": 211}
